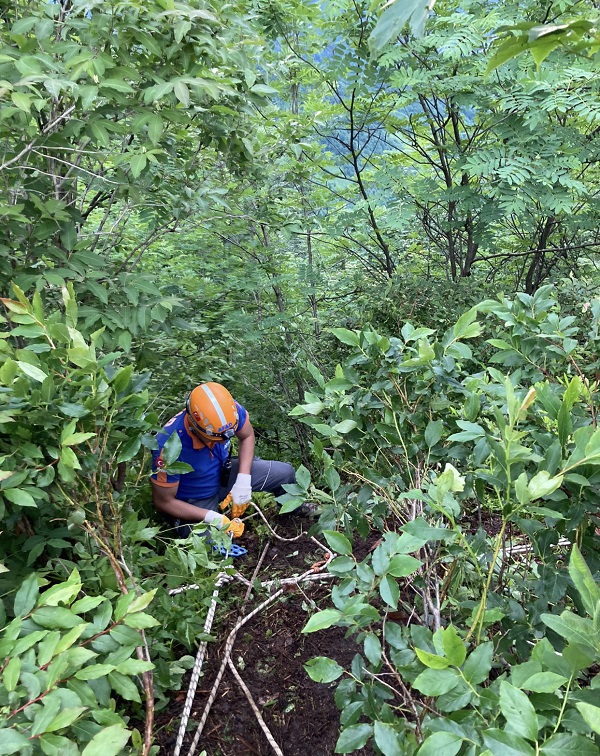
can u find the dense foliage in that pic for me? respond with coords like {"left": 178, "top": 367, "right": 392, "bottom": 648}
{"left": 0, "top": 0, "right": 599, "bottom": 753}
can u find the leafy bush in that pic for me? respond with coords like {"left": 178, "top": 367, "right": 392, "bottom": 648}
{"left": 293, "top": 286, "right": 600, "bottom": 753}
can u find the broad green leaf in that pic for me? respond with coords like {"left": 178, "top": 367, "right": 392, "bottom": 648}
{"left": 521, "top": 672, "right": 569, "bottom": 693}
{"left": 425, "top": 420, "right": 443, "bottom": 448}
{"left": 463, "top": 642, "right": 493, "bottom": 684}
{"left": 323, "top": 530, "right": 352, "bottom": 556}
{"left": 364, "top": 633, "right": 382, "bottom": 665}
{"left": 575, "top": 702, "right": 600, "bottom": 734}
{"left": 81, "top": 725, "right": 131, "bottom": 756}
{"left": 304, "top": 656, "right": 344, "bottom": 683}
{"left": 540, "top": 733, "right": 599, "bottom": 755}
{"left": 14, "top": 573, "right": 39, "bottom": 616}
{"left": 413, "top": 667, "right": 459, "bottom": 696}
{"left": 3, "top": 656, "right": 20, "bottom": 691}
{"left": 162, "top": 431, "right": 182, "bottom": 466}
{"left": 61, "top": 432, "right": 96, "bottom": 447}
{"left": 15, "top": 361, "right": 48, "bottom": 383}
{"left": 541, "top": 611, "right": 598, "bottom": 650}
{"left": 0, "top": 729, "right": 31, "bottom": 754}
{"left": 418, "top": 731, "right": 463, "bottom": 756}
{"left": 379, "top": 575, "right": 399, "bottom": 608}
{"left": 302, "top": 609, "right": 343, "bottom": 633}
{"left": 45, "top": 707, "right": 87, "bottom": 733}
{"left": 330, "top": 328, "right": 360, "bottom": 346}
{"left": 499, "top": 681, "right": 539, "bottom": 741}
{"left": 130, "top": 154, "right": 147, "bottom": 178}
{"left": 482, "top": 728, "right": 536, "bottom": 755}
{"left": 332, "top": 419, "right": 358, "bottom": 434}
{"left": 369, "top": 0, "right": 435, "bottom": 55}
{"left": 335, "top": 723, "right": 373, "bottom": 753}
{"left": 126, "top": 589, "right": 157, "bottom": 614}
{"left": 3, "top": 488, "right": 37, "bottom": 508}
{"left": 75, "top": 664, "right": 116, "bottom": 680}
{"left": 374, "top": 721, "right": 402, "bottom": 756}
{"left": 528, "top": 470, "right": 564, "bottom": 500}
{"left": 387, "top": 554, "right": 422, "bottom": 577}
{"left": 569, "top": 544, "right": 600, "bottom": 617}
{"left": 107, "top": 671, "right": 141, "bottom": 702}
{"left": 441, "top": 626, "right": 466, "bottom": 667}
{"left": 415, "top": 648, "right": 451, "bottom": 669}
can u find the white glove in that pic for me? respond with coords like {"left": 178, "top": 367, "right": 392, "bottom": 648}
{"left": 230, "top": 473, "right": 252, "bottom": 505}
{"left": 203, "top": 511, "right": 226, "bottom": 526}
{"left": 203, "top": 510, "right": 244, "bottom": 538}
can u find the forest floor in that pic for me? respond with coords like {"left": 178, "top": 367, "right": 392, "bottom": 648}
{"left": 155, "top": 513, "right": 376, "bottom": 756}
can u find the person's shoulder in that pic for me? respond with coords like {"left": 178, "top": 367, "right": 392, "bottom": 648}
{"left": 156, "top": 411, "right": 186, "bottom": 443}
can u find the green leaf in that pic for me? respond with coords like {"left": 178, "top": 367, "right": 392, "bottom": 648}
{"left": 335, "top": 723, "right": 373, "bottom": 753}
{"left": 374, "top": 721, "right": 402, "bottom": 756}
{"left": 499, "top": 681, "right": 539, "bottom": 742}
{"left": 17, "top": 360, "right": 48, "bottom": 382}
{"left": 162, "top": 431, "right": 182, "bottom": 466}
{"left": 441, "top": 626, "right": 466, "bottom": 667}
{"left": 302, "top": 609, "right": 343, "bottom": 633}
{"left": 304, "top": 656, "right": 344, "bottom": 683}
{"left": 3, "top": 488, "right": 37, "bottom": 508}
{"left": 541, "top": 611, "right": 598, "bottom": 650}
{"left": 330, "top": 328, "right": 360, "bottom": 346}
{"left": 174, "top": 81, "right": 190, "bottom": 106}
{"left": 61, "top": 432, "right": 96, "bottom": 447}
{"left": 295, "top": 465, "right": 311, "bottom": 489}
{"left": 521, "top": 672, "right": 569, "bottom": 693}
{"left": 323, "top": 530, "right": 352, "bottom": 556}
{"left": 364, "top": 633, "right": 382, "bottom": 665}
{"left": 482, "top": 728, "right": 536, "bottom": 755}
{"left": 75, "top": 664, "right": 116, "bottom": 680}
{"left": 540, "top": 733, "right": 600, "bottom": 755}
{"left": 418, "top": 731, "right": 463, "bottom": 756}
{"left": 126, "top": 589, "right": 157, "bottom": 614}
{"left": 3, "top": 656, "right": 20, "bottom": 691}
{"left": 369, "top": 0, "right": 434, "bottom": 55}
{"left": 332, "top": 419, "right": 358, "bottom": 434}
{"left": 569, "top": 544, "right": 600, "bottom": 617}
{"left": 575, "top": 702, "right": 600, "bottom": 735}
{"left": 379, "top": 575, "right": 399, "bottom": 609}
{"left": 45, "top": 707, "right": 87, "bottom": 733}
{"left": 81, "top": 725, "right": 132, "bottom": 756}
{"left": 0, "top": 729, "right": 32, "bottom": 754}
{"left": 528, "top": 470, "right": 564, "bottom": 500}
{"left": 413, "top": 668, "right": 459, "bottom": 696}
{"left": 463, "top": 642, "right": 493, "bottom": 684}
{"left": 425, "top": 420, "right": 443, "bottom": 448}
{"left": 107, "top": 671, "right": 141, "bottom": 702}
{"left": 415, "top": 648, "right": 451, "bottom": 669}
{"left": 130, "top": 154, "right": 147, "bottom": 178}
{"left": 387, "top": 554, "right": 422, "bottom": 577}
{"left": 122, "top": 611, "right": 159, "bottom": 629}
{"left": 14, "top": 573, "right": 39, "bottom": 616}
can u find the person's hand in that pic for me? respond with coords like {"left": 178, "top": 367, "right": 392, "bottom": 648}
{"left": 204, "top": 510, "right": 244, "bottom": 538}
{"left": 230, "top": 473, "right": 252, "bottom": 518}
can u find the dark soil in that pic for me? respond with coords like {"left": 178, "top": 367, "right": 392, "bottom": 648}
{"left": 155, "top": 516, "right": 377, "bottom": 756}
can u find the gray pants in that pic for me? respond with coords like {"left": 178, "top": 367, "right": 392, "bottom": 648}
{"left": 172, "top": 457, "right": 295, "bottom": 538}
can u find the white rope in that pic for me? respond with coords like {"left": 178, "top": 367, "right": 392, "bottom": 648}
{"left": 186, "top": 588, "right": 285, "bottom": 756}
{"left": 176, "top": 504, "right": 336, "bottom": 756}
{"left": 173, "top": 572, "right": 233, "bottom": 756}
{"left": 227, "top": 657, "right": 285, "bottom": 756}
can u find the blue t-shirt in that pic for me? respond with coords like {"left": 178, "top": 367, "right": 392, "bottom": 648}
{"left": 151, "top": 403, "right": 248, "bottom": 500}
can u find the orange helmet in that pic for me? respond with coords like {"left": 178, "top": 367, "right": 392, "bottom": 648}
{"left": 186, "top": 382, "right": 239, "bottom": 442}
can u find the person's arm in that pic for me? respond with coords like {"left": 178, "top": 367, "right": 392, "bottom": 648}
{"left": 151, "top": 480, "right": 212, "bottom": 522}
{"left": 228, "top": 419, "right": 255, "bottom": 507}
{"left": 235, "top": 418, "right": 255, "bottom": 475}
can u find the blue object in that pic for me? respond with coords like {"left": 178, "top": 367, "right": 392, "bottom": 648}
{"left": 212, "top": 542, "right": 247, "bottom": 558}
